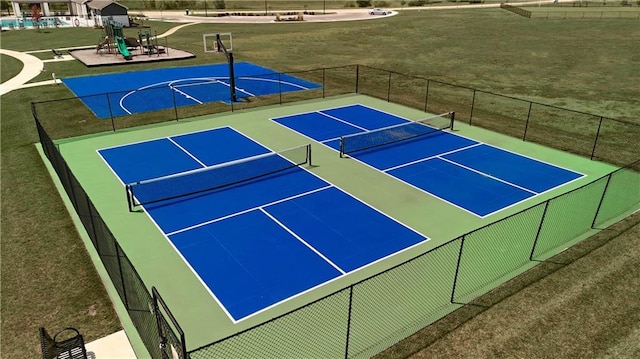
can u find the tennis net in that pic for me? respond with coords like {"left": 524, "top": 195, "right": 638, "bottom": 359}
{"left": 126, "top": 144, "right": 312, "bottom": 211}
{"left": 339, "top": 112, "right": 455, "bottom": 157}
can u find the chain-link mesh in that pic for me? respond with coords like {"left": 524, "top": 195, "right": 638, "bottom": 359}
{"left": 323, "top": 65, "right": 358, "bottom": 98}
{"left": 526, "top": 103, "right": 600, "bottom": 159}
{"left": 32, "top": 62, "right": 640, "bottom": 359}
{"left": 593, "top": 161, "right": 640, "bottom": 228}
{"left": 190, "top": 289, "right": 350, "bottom": 359}
{"left": 423, "top": 80, "right": 474, "bottom": 121}
{"left": 532, "top": 177, "right": 608, "bottom": 261}
{"left": 592, "top": 118, "right": 640, "bottom": 166}
{"left": 453, "top": 204, "right": 546, "bottom": 303}
{"left": 357, "top": 65, "right": 392, "bottom": 102}
{"left": 470, "top": 91, "right": 530, "bottom": 139}
{"left": 347, "top": 239, "right": 462, "bottom": 359}
{"left": 388, "top": 72, "right": 429, "bottom": 111}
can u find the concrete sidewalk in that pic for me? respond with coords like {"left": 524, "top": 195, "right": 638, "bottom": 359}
{"left": 85, "top": 330, "right": 137, "bottom": 359}
{"left": 0, "top": 49, "right": 44, "bottom": 96}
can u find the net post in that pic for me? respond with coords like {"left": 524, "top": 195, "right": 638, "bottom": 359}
{"left": 450, "top": 111, "right": 455, "bottom": 131}
{"left": 126, "top": 185, "right": 134, "bottom": 212}
{"left": 306, "top": 144, "right": 312, "bottom": 166}
{"left": 339, "top": 137, "right": 345, "bottom": 158}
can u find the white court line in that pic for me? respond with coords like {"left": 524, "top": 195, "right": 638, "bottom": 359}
{"left": 317, "top": 111, "right": 369, "bottom": 132}
{"left": 166, "top": 185, "right": 333, "bottom": 236}
{"left": 170, "top": 85, "right": 204, "bottom": 104}
{"left": 214, "top": 78, "right": 256, "bottom": 97}
{"left": 383, "top": 143, "right": 482, "bottom": 172}
{"left": 167, "top": 137, "right": 207, "bottom": 168}
{"left": 438, "top": 156, "right": 538, "bottom": 195}
{"left": 260, "top": 208, "right": 346, "bottom": 275}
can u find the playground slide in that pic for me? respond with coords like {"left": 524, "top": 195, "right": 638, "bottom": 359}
{"left": 115, "top": 36, "right": 132, "bottom": 60}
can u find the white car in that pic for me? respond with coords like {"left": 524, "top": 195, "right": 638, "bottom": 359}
{"left": 369, "top": 8, "right": 389, "bottom": 15}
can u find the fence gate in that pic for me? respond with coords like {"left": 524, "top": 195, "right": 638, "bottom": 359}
{"left": 152, "top": 287, "right": 188, "bottom": 359}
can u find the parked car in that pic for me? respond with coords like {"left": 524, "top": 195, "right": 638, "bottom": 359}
{"left": 369, "top": 8, "right": 389, "bottom": 15}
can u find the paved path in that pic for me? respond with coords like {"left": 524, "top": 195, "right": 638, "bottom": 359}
{"left": 1, "top": 1, "right": 562, "bottom": 95}
{"left": 0, "top": 49, "right": 44, "bottom": 95}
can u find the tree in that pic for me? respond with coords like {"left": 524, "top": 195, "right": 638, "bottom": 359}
{"left": 0, "top": 1, "right": 12, "bottom": 16}
{"left": 356, "top": 0, "right": 372, "bottom": 7}
{"left": 32, "top": 4, "right": 41, "bottom": 31}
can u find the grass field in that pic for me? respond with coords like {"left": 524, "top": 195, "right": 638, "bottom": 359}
{"left": 1, "top": 6, "right": 639, "bottom": 358}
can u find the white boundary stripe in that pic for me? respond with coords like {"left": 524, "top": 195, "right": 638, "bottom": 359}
{"left": 213, "top": 79, "right": 257, "bottom": 97}
{"left": 97, "top": 125, "right": 235, "bottom": 151}
{"left": 260, "top": 208, "right": 346, "bottom": 275}
{"left": 317, "top": 111, "right": 369, "bottom": 131}
{"left": 321, "top": 135, "right": 344, "bottom": 143}
{"left": 438, "top": 157, "right": 538, "bottom": 195}
{"left": 166, "top": 185, "right": 332, "bottom": 236}
{"left": 383, "top": 143, "right": 483, "bottom": 172}
{"left": 272, "top": 103, "right": 369, "bottom": 120}
{"left": 167, "top": 137, "right": 207, "bottom": 168}
{"left": 170, "top": 84, "right": 204, "bottom": 105}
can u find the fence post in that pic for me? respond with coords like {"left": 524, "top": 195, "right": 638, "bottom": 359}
{"left": 529, "top": 201, "right": 550, "bottom": 261}
{"left": 469, "top": 89, "right": 476, "bottom": 125}
{"left": 386, "top": 71, "right": 392, "bottom": 102}
{"left": 591, "top": 174, "right": 613, "bottom": 229}
{"left": 152, "top": 288, "right": 167, "bottom": 357}
{"left": 115, "top": 243, "right": 130, "bottom": 308}
{"left": 322, "top": 68, "right": 326, "bottom": 99}
{"left": 450, "top": 236, "right": 466, "bottom": 303}
{"left": 278, "top": 72, "right": 283, "bottom": 105}
{"left": 344, "top": 286, "right": 354, "bottom": 359}
{"left": 424, "top": 79, "right": 430, "bottom": 113}
{"left": 105, "top": 93, "right": 115, "bottom": 131}
{"left": 523, "top": 102, "right": 533, "bottom": 141}
{"left": 171, "top": 87, "right": 179, "bottom": 121}
{"left": 590, "top": 117, "right": 604, "bottom": 160}
{"left": 355, "top": 65, "right": 359, "bottom": 94}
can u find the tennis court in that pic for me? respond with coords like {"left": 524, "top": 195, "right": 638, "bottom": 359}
{"left": 273, "top": 104, "right": 584, "bottom": 217}
{"left": 53, "top": 93, "right": 622, "bottom": 352}
{"left": 62, "top": 62, "right": 320, "bottom": 119}
{"left": 98, "top": 126, "right": 427, "bottom": 321}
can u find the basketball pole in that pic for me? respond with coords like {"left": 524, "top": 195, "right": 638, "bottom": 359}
{"left": 216, "top": 33, "right": 237, "bottom": 102}
{"left": 228, "top": 52, "right": 237, "bottom": 102}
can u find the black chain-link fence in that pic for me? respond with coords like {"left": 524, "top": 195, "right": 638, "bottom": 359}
{"left": 33, "top": 107, "right": 187, "bottom": 359}
{"left": 33, "top": 64, "right": 640, "bottom": 358}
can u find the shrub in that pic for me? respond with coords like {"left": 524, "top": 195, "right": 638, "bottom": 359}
{"left": 344, "top": 1, "right": 356, "bottom": 7}
{"left": 407, "top": 0, "right": 427, "bottom": 6}
{"left": 356, "top": 0, "right": 372, "bottom": 7}
{"left": 213, "top": 0, "right": 225, "bottom": 9}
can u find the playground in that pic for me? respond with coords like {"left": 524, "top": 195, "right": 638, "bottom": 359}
{"left": 69, "top": 20, "right": 194, "bottom": 66}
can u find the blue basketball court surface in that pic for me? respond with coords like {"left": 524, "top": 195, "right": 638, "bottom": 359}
{"left": 273, "top": 104, "right": 584, "bottom": 217}
{"left": 63, "top": 62, "right": 320, "bottom": 119}
{"left": 98, "top": 127, "right": 427, "bottom": 321}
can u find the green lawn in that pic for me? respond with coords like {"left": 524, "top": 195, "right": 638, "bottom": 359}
{"left": 0, "top": 54, "right": 23, "bottom": 83}
{"left": 1, "top": 8, "right": 639, "bottom": 358}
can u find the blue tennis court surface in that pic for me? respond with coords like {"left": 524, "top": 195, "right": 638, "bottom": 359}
{"left": 273, "top": 104, "right": 584, "bottom": 217}
{"left": 63, "top": 62, "right": 320, "bottom": 119}
{"left": 98, "top": 127, "right": 427, "bottom": 321}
